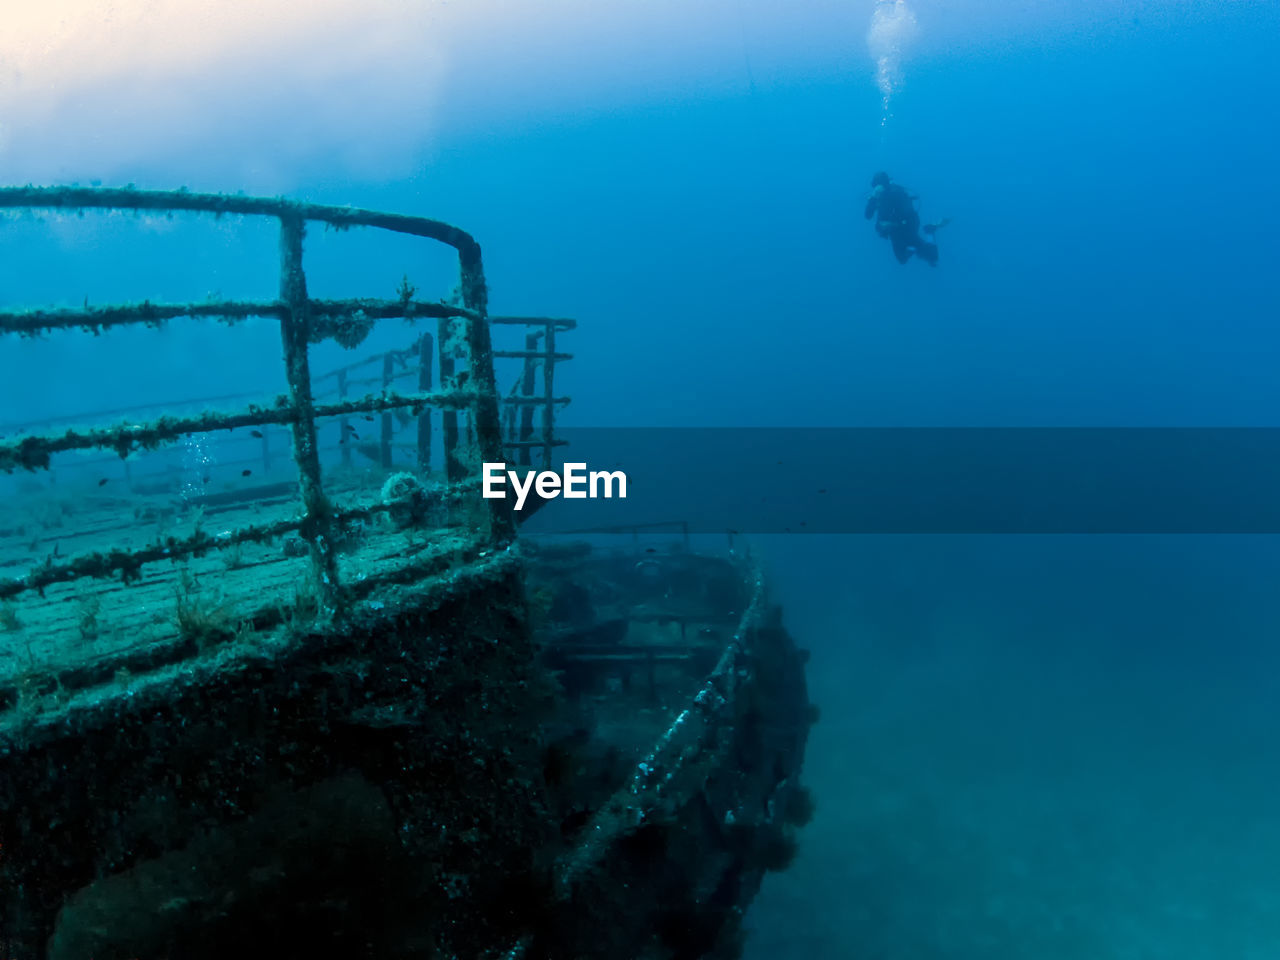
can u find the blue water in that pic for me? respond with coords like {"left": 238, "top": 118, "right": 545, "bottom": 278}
{"left": 4, "top": 1, "right": 1280, "bottom": 956}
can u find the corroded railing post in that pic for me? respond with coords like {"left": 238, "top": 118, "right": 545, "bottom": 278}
{"left": 518, "top": 331, "right": 539, "bottom": 467}
{"left": 278, "top": 213, "right": 339, "bottom": 610}
{"left": 542, "top": 320, "right": 557, "bottom": 470}
{"left": 456, "top": 242, "right": 515, "bottom": 541}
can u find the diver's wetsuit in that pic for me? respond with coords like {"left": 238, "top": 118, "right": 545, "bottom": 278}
{"left": 864, "top": 182, "right": 939, "bottom": 266}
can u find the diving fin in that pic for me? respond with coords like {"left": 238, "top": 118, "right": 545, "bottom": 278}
{"left": 923, "top": 217, "right": 952, "bottom": 236}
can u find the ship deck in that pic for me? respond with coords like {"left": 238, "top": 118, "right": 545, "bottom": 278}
{"left": 0, "top": 467, "right": 477, "bottom": 721}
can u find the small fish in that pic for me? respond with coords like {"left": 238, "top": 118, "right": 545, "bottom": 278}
{"left": 347, "top": 429, "right": 360, "bottom": 440}
{"left": 241, "top": 469, "right": 252, "bottom": 477}
{"left": 250, "top": 430, "right": 263, "bottom": 439}
{"left": 644, "top": 547, "right": 656, "bottom": 554}
{"left": 97, "top": 478, "right": 109, "bottom": 486}
{"left": 202, "top": 474, "right": 211, "bottom": 484}
{"left": 363, "top": 415, "right": 375, "bottom": 422}
{"left": 818, "top": 489, "right": 827, "bottom": 494}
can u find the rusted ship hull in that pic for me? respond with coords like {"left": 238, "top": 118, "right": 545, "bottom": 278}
{"left": 0, "top": 542, "right": 811, "bottom": 959}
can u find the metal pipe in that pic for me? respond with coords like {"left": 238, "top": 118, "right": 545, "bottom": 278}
{"left": 457, "top": 242, "right": 515, "bottom": 541}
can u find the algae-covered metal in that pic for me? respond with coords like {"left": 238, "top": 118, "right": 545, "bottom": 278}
{"left": 0, "top": 185, "right": 520, "bottom": 596}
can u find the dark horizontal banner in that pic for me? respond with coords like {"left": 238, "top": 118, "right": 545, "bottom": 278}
{"left": 498, "top": 428, "right": 1280, "bottom": 534}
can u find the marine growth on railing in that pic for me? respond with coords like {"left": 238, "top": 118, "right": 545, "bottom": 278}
{"left": 0, "top": 186, "right": 513, "bottom": 612}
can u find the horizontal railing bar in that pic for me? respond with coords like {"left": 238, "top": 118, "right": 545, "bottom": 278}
{"left": 0, "top": 300, "right": 277, "bottom": 337}
{"left": 310, "top": 298, "right": 479, "bottom": 322}
{"left": 500, "top": 440, "right": 569, "bottom": 449}
{"left": 489, "top": 316, "right": 578, "bottom": 330}
{"left": 501, "top": 396, "right": 571, "bottom": 405}
{"left": 492, "top": 350, "right": 573, "bottom": 360}
{"left": 0, "top": 355, "right": 416, "bottom": 433}
{"left": 312, "top": 390, "right": 479, "bottom": 419}
{"left": 0, "top": 394, "right": 284, "bottom": 434}
{"left": 0, "top": 391, "right": 479, "bottom": 472}
{"left": 0, "top": 297, "right": 476, "bottom": 338}
{"left": 0, "top": 514, "right": 305, "bottom": 600}
{"left": 3, "top": 418, "right": 432, "bottom": 475}
{"left": 0, "top": 186, "right": 483, "bottom": 257}
{"left": 0, "top": 404, "right": 297, "bottom": 472}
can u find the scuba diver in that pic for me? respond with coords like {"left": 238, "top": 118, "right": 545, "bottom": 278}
{"left": 864, "top": 171, "right": 950, "bottom": 266}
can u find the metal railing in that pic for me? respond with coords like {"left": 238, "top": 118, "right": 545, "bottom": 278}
{"left": 0, "top": 186, "right": 521, "bottom": 612}
{"left": 493, "top": 315, "right": 575, "bottom": 468}
{"left": 0, "top": 322, "right": 575, "bottom": 492}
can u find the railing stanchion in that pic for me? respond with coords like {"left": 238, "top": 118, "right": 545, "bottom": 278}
{"left": 457, "top": 243, "right": 515, "bottom": 541}
{"left": 519, "top": 332, "right": 539, "bottom": 467}
{"left": 278, "top": 213, "right": 339, "bottom": 612}
{"left": 542, "top": 320, "right": 556, "bottom": 470}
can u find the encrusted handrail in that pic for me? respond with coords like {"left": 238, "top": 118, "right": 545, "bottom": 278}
{"left": 0, "top": 391, "right": 480, "bottom": 473}
{"left": 552, "top": 566, "right": 766, "bottom": 899}
{"left": 0, "top": 186, "right": 485, "bottom": 261}
{"left": 0, "top": 185, "right": 514, "bottom": 610}
{"left": 0, "top": 298, "right": 479, "bottom": 339}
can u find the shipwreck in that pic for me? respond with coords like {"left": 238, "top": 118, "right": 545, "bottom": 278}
{"left": 0, "top": 187, "right": 813, "bottom": 960}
